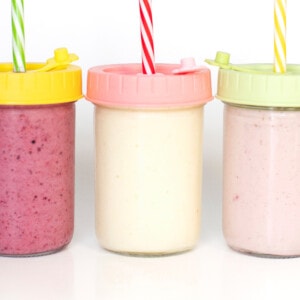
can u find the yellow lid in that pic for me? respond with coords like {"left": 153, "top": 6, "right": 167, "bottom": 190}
{"left": 0, "top": 48, "right": 82, "bottom": 105}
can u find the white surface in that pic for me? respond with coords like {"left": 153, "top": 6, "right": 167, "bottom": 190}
{"left": 1, "top": 0, "right": 300, "bottom": 299}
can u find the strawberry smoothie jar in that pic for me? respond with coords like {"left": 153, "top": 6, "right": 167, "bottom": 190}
{"left": 215, "top": 55, "right": 300, "bottom": 257}
{"left": 0, "top": 55, "right": 82, "bottom": 256}
{"left": 86, "top": 62, "right": 212, "bottom": 255}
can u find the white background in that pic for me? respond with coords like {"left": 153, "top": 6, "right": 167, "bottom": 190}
{"left": 1, "top": 0, "right": 300, "bottom": 299}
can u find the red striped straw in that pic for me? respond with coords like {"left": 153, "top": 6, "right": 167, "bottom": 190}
{"left": 139, "top": 0, "right": 155, "bottom": 74}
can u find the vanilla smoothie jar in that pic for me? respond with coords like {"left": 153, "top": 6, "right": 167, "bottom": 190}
{"left": 212, "top": 53, "right": 300, "bottom": 257}
{"left": 86, "top": 62, "right": 212, "bottom": 255}
{"left": 0, "top": 49, "right": 82, "bottom": 256}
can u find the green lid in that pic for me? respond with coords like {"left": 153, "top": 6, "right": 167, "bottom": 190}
{"left": 206, "top": 52, "right": 300, "bottom": 107}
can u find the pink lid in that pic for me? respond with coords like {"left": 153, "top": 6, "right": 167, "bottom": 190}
{"left": 86, "top": 63, "right": 212, "bottom": 108}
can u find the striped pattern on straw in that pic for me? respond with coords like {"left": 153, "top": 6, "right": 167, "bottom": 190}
{"left": 139, "top": 0, "right": 155, "bottom": 74}
{"left": 274, "top": 0, "right": 286, "bottom": 73}
{"left": 12, "top": 0, "right": 26, "bottom": 73}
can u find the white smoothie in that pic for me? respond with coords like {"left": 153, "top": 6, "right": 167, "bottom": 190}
{"left": 94, "top": 105, "right": 203, "bottom": 255}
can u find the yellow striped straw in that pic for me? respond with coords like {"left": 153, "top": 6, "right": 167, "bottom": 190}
{"left": 274, "top": 0, "right": 287, "bottom": 73}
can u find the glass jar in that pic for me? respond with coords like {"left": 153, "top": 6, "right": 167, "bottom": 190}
{"left": 0, "top": 61, "right": 81, "bottom": 256}
{"left": 223, "top": 103, "right": 300, "bottom": 257}
{"left": 216, "top": 61, "right": 300, "bottom": 257}
{"left": 86, "top": 63, "right": 212, "bottom": 255}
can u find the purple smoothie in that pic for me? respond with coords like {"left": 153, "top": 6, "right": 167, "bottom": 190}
{"left": 0, "top": 103, "right": 75, "bottom": 256}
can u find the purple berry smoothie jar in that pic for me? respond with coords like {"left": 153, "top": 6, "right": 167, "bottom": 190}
{"left": 0, "top": 51, "right": 82, "bottom": 256}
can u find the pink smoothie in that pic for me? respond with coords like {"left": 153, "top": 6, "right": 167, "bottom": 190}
{"left": 223, "top": 104, "right": 300, "bottom": 256}
{"left": 0, "top": 103, "right": 75, "bottom": 256}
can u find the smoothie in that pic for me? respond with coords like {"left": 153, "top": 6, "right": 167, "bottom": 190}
{"left": 95, "top": 106, "right": 203, "bottom": 255}
{"left": 223, "top": 104, "right": 300, "bottom": 256}
{"left": 0, "top": 103, "right": 75, "bottom": 256}
{"left": 87, "top": 63, "right": 212, "bottom": 255}
{"left": 206, "top": 55, "right": 300, "bottom": 257}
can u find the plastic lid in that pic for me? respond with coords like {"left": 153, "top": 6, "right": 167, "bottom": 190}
{"left": 86, "top": 63, "right": 212, "bottom": 108}
{"left": 206, "top": 51, "right": 300, "bottom": 107}
{"left": 0, "top": 48, "right": 82, "bottom": 105}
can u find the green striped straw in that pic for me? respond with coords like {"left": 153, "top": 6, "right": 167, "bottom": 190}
{"left": 12, "top": 0, "right": 26, "bottom": 72}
